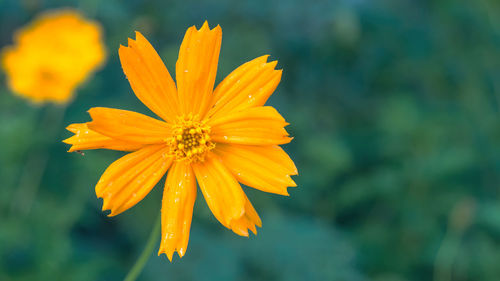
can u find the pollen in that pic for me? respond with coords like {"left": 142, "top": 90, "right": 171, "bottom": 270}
{"left": 169, "top": 115, "right": 215, "bottom": 162}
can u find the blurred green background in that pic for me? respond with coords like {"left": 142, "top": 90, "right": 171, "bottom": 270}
{"left": 1, "top": 0, "right": 500, "bottom": 280}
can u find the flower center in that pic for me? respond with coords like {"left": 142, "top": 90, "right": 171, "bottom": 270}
{"left": 39, "top": 69, "right": 56, "bottom": 83}
{"left": 169, "top": 115, "right": 215, "bottom": 162}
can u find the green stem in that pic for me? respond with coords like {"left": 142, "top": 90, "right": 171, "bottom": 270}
{"left": 433, "top": 198, "right": 475, "bottom": 281}
{"left": 124, "top": 213, "right": 161, "bottom": 281}
{"left": 10, "top": 104, "right": 67, "bottom": 217}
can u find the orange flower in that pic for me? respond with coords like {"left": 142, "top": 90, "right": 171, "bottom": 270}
{"left": 64, "top": 22, "right": 297, "bottom": 261}
{"left": 1, "top": 9, "right": 105, "bottom": 103}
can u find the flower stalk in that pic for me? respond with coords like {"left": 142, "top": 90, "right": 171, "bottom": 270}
{"left": 124, "top": 213, "right": 161, "bottom": 281}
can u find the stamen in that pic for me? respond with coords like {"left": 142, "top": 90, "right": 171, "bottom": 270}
{"left": 168, "top": 115, "right": 215, "bottom": 162}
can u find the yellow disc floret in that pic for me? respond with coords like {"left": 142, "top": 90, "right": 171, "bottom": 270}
{"left": 169, "top": 115, "right": 215, "bottom": 162}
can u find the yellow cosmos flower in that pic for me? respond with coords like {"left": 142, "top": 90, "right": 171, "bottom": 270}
{"left": 1, "top": 9, "right": 106, "bottom": 103}
{"left": 64, "top": 22, "right": 297, "bottom": 261}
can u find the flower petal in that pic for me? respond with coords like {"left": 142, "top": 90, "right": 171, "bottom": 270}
{"left": 96, "top": 145, "right": 172, "bottom": 216}
{"left": 192, "top": 152, "right": 245, "bottom": 228}
{"left": 214, "top": 144, "right": 297, "bottom": 195}
{"left": 119, "top": 32, "right": 179, "bottom": 122}
{"left": 87, "top": 107, "right": 172, "bottom": 144}
{"left": 158, "top": 161, "right": 196, "bottom": 261}
{"left": 63, "top": 123, "right": 145, "bottom": 152}
{"left": 208, "top": 106, "right": 292, "bottom": 145}
{"left": 229, "top": 194, "right": 262, "bottom": 237}
{"left": 207, "top": 55, "right": 282, "bottom": 120}
{"left": 176, "top": 22, "right": 221, "bottom": 118}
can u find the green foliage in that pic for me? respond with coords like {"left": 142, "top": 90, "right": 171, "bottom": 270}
{"left": 1, "top": 0, "right": 500, "bottom": 280}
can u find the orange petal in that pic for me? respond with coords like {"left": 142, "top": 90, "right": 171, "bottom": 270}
{"left": 176, "top": 22, "right": 221, "bottom": 118}
{"left": 87, "top": 107, "right": 172, "bottom": 144}
{"left": 119, "top": 32, "right": 179, "bottom": 122}
{"left": 207, "top": 55, "right": 282, "bottom": 120}
{"left": 208, "top": 106, "right": 292, "bottom": 145}
{"left": 214, "top": 144, "right": 297, "bottom": 195}
{"left": 192, "top": 152, "right": 245, "bottom": 228}
{"left": 229, "top": 194, "right": 262, "bottom": 237}
{"left": 96, "top": 145, "right": 172, "bottom": 216}
{"left": 158, "top": 161, "right": 197, "bottom": 261}
{"left": 63, "top": 123, "right": 145, "bottom": 152}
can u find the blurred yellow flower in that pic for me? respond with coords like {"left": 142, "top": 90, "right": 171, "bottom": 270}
{"left": 64, "top": 22, "right": 297, "bottom": 261}
{"left": 1, "top": 9, "right": 106, "bottom": 103}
